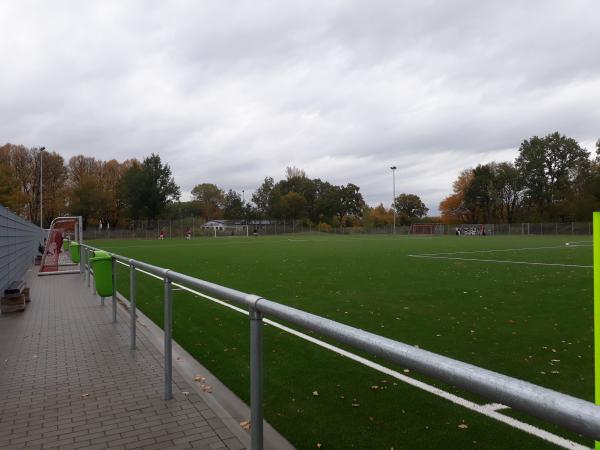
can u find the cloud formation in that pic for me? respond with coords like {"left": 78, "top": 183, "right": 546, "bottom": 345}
{"left": 1, "top": 0, "right": 599, "bottom": 212}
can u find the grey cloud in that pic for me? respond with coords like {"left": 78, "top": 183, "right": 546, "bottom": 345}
{"left": 1, "top": 0, "right": 599, "bottom": 214}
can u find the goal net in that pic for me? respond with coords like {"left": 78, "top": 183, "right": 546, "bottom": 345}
{"left": 39, "top": 216, "right": 82, "bottom": 275}
{"left": 409, "top": 223, "right": 444, "bottom": 235}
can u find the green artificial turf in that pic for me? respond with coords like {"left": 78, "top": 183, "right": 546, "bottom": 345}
{"left": 93, "top": 234, "right": 595, "bottom": 450}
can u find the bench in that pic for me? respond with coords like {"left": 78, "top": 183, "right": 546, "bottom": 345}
{"left": 1, "top": 280, "right": 29, "bottom": 313}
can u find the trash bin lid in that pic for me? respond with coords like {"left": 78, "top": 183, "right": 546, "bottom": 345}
{"left": 70, "top": 241, "right": 80, "bottom": 247}
{"left": 90, "top": 250, "right": 112, "bottom": 261}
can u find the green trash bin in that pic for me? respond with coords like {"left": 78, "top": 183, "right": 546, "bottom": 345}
{"left": 63, "top": 239, "right": 69, "bottom": 251}
{"left": 90, "top": 251, "right": 114, "bottom": 297}
{"left": 69, "top": 241, "right": 80, "bottom": 263}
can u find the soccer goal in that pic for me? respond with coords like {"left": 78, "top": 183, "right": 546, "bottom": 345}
{"left": 409, "top": 223, "right": 444, "bottom": 235}
{"left": 39, "top": 216, "right": 83, "bottom": 276}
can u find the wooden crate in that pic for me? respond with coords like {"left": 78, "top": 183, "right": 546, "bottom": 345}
{"left": 23, "top": 287, "right": 30, "bottom": 303}
{"left": 1, "top": 294, "right": 26, "bottom": 313}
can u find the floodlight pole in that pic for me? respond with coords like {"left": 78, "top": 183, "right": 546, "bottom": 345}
{"left": 40, "top": 147, "right": 45, "bottom": 228}
{"left": 390, "top": 166, "right": 397, "bottom": 234}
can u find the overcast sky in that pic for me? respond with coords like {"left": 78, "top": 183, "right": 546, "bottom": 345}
{"left": 1, "top": 1, "right": 599, "bottom": 213}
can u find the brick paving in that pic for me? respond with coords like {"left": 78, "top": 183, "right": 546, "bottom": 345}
{"left": 0, "top": 270, "right": 246, "bottom": 450}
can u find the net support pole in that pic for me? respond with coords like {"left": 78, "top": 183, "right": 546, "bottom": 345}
{"left": 594, "top": 212, "right": 600, "bottom": 450}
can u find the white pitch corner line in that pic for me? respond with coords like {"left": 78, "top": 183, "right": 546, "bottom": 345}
{"left": 114, "top": 260, "right": 589, "bottom": 450}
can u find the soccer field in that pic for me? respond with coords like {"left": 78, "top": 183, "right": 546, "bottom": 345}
{"left": 92, "top": 234, "right": 595, "bottom": 450}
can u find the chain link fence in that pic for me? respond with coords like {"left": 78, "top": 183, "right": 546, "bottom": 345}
{"left": 84, "top": 217, "right": 594, "bottom": 240}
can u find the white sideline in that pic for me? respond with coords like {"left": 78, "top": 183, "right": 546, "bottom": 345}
{"left": 408, "top": 254, "right": 592, "bottom": 269}
{"left": 115, "top": 260, "right": 590, "bottom": 449}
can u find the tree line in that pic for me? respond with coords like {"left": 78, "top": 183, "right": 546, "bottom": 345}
{"left": 0, "top": 144, "right": 430, "bottom": 230}
{"left": 439, "top": 132, "right": 600, "bottom": 224}
{"left": 0, "top": 144, "right": 179, "bottom": 228}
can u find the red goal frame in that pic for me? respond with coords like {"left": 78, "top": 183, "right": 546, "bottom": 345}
{"left": 409, "top": 223, "right": 443, "bottom": 235}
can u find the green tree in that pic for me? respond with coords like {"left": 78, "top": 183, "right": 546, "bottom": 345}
{"left": 191, "top": 183, "right": 224, "bottom": 220}
{"left": 494, "top": 162, "right": 524, "bottom": 223}
{"left": 393, "top": 193, "right": 428, "bottom": 224}
{"left": 70, "top": 175, "right": 103, "bottom": 229}
{"left": 279, "top": 192, "right": 307, "bottom": 220}
{"left": 120, "top": 154, "right": 180, "bottom": 220}
{"left": 516, "top": 132, "right": 590, "bottom": 219}
{"left": 251, "top": 177, "right": 274, "bottom": 218}
{"left": 223, "top": 190, "right": 244, "bottom": 219}
{"left": 332, "top": 183, "right": 364, "bottom": 226}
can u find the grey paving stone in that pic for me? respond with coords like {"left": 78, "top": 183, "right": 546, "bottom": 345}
{"left": 0, "top": 273, "right": 245, "bottom": 450}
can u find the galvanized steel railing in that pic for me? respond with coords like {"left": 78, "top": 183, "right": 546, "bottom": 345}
{"left": 79, "top": 243, "right": 600, "bottom": 449}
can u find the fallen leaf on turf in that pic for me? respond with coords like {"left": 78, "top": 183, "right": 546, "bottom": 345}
{"left": 370, "top": 385, "right": 379, "bottom": 390}
{"left": 351, "top": 403, "right": 360, "bottom": 407}
{"left": 369, "top": 416, "right": 374, "bottom": 421}
{"left": 240, "top": 420, "right": 251, "bottom": 430}
{"left": 317, "top": 444, "right": 322, "bottom": 448}
{"left": 458, "top": 424, "right": 468, "bottom": 429}
{"left": 312, "top": 391, "right": 319, "bottom": 396}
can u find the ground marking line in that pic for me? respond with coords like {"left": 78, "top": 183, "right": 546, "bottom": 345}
{"left": 115, "top": 260, "right": 589, "bottom": 449}
{"left": 418, "top": 245, "right": 581, "bottom": 257}
{"left": 485, "top": 403, "right": 510, "bottom": 411}
{"left": 408, "top": 254, "right": 592, "bottom": 269}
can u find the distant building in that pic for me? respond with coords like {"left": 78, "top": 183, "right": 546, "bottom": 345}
{"left": 202, "top": 220, "right": 225, "bottom": 230}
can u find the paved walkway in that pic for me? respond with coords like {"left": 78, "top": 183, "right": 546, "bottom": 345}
{"left": 0, "top": 268, "right": 248, "bottom": 450}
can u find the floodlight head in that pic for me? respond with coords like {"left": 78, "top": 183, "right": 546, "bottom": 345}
{"left": 390, "top": 166, "right": 397, "bottom": 170}
{"left": 40, "top": 146, "right": 46, "bottom": 151}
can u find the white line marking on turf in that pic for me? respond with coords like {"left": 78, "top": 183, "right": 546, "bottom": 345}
{"left": 418, "top": 245, "right": 581, "bottom": 257}
{"left": 408, "top": 254, "right": 592, "bottom": 269}
{"left": 485, "top": 403, "right": 510, "bottom": 411}
{"left": 115, "top": 260, "right": 589, "bottom": 449}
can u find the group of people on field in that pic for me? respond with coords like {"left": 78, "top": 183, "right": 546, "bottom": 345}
{"left": 455, "top": 226, "right": 486, "bottom": 236}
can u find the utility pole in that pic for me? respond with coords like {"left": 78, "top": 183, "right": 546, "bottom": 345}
{"left": 390, "top": 166, "right": 397, "bottom": 234}
{"left": 40, "top": 147, "right": 45, "bottom": 228}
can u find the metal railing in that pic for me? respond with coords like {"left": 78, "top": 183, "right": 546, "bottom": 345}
{"left": 79, "top": 243, "right": 600, "bottom": 449}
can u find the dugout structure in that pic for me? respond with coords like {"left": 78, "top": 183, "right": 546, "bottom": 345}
{"left": 39, "top": 216, "right": 83, "bottom": 276}
{"left": 409, "top": 223, "right": 444, "bottom": 235}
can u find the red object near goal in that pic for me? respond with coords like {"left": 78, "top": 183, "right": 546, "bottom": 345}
{"left": 39, "top": 216, "right": 82, "bottom": 275}
{"left": 409, "top": 223, "right": 443, "bottom": 235}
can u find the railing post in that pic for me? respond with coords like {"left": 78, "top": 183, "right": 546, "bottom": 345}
{"left": 130, "top": 262, "right": 137, "bottom": 350}
{"left": 112, "top": 257, "right": 117, "bottom": 323}
{"left": 164, "top": 276, "right": 173, "bottom": 400}
{"left": 250, "top": 306, "right": 264, "bottom": 450}
{"left": 79, "top": 244, "right": 84, "bottom": 277}
{"left": 86, "top": 248, "right": 91, "bottom": 288}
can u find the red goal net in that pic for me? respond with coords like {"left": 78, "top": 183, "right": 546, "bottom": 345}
{"left": 409, "top": 223, "right": 444, "bottom": 235}
{"left": 39, "top": 216, "right": 82, "bottom": 275}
